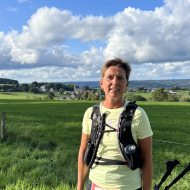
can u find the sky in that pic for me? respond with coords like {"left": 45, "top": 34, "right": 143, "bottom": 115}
{"left": 0, "top": 0, "right": 190, "bottom": 83}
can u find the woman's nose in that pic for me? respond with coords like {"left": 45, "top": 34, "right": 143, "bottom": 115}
{"left": 112, "top": 77, "right": 118, "bottom": 85}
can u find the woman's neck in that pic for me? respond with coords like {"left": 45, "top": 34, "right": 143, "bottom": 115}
{"left": 102, "top": 98, "right": 126, "bottom": 109}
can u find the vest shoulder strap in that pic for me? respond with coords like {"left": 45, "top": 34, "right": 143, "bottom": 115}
{"left": 119, "top": 101, "right": 138, "bottom": 147}
{"left": 89, "top": 103, "right": 101, "bottom": 144}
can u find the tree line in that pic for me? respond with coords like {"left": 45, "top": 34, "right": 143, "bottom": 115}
{"left": 0, "top": 78, "right": 18, "bottom": 85}
{"left": 152, "top": 87, "right": 190, "bottom": 102}
{"left": 123, "top": 87, "right": 190, "bottom": 102}
{"left": 1, "top": 80, "right": 190, "bottom": 102}
{"left": 0, "top": 81, "right": 76, "bottom": 93}
{"left": 78, "top": 89, "right": 105, "bottom": 101}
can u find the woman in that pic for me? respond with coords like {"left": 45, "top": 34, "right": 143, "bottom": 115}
{"left": 78, "top": 58, "right": 153, "bottom": 190}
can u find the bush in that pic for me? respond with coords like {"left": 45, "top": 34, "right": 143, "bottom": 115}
{"left": 152, "top": 87, "right": 168, "bottom": 102}
{"left": 59, "top": 88, "right": 64, "bottom": 94}
{"left": 182, "top": 97, "right": 190, "bottom": 102}
{"left": 167, "top": 94, "right": 179, "bottom": 102}
{"left": 47, "top": 92, "right": 55, "bottom": 97}
{"left": 132, "top": 95, "right": 146, "bottom": 101}
{"left": 91, "top": 95, "right": 98, "bottom": 101}
{"left": 99, "top": 96, "right": 105, "bottom": 101}
{"left": 45, "top": 95, "right": 54, "bottom": 100}
{"left": 125, "top": 96, "right": 133, "bottom": 101}
{"left": 29, "top": 87, "right": 38, "bottom": 93}
{"left": 123, "top": 92, "right": 133, "bottom": 100}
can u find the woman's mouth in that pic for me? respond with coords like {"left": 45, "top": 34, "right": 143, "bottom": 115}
{"left": 110, "top": 88, "right": 119, "bottom": 91}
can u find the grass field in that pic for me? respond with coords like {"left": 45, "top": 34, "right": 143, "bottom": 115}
{"left": 0, "top": 90, "right": 189, "bottom": 101}
{"left": 0, "top": 98, "right": 190, "bottom": 189}
{"left": 0, "top": 92, "right": 69, "bottom": 100}
{"left": 132, "top": 92, "right": 152, "bottom": 98}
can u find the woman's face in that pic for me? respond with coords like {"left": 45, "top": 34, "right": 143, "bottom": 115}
{"left": 100, "top": 66, "right": 129, "bottom": 102}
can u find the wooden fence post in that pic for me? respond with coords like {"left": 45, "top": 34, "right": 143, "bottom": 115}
{"left": 1, "top": 112, "right": 6, "bottom": 140}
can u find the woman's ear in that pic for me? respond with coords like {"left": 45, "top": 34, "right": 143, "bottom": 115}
{"left": 125, "top": 81, "right": 129, "bottom": 91}
{"left": 99, "top": 80, "right": 104, "bottom": 90}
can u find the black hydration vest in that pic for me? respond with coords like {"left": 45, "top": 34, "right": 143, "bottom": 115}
{"left": 84, "top": 101, "right": 142, "bottom": 170}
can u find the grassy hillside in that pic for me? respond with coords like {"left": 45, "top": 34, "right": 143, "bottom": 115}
{"left": 0, "top": 99, "right": 189, "bottom": 189}
{"left": 0, "top": 92, "right": 69, "bottom": 100}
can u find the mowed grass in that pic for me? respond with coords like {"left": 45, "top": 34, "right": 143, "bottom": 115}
{"left": 0, "top": 92, "right": 69, "bottom": 100}
{"left": 0, "top": 99, "right": 190, "bottom": 189}
{"left": 129, "top": 90, "right": 190, "bottom": 100}
{"left": 132, "top": 92, "right": 152, "bottom": 98}
{"left": 0, "top": 92, "right": 31, "bottom": 99}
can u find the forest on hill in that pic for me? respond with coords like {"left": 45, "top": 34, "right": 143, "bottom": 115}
{"left": 0, "top": 78, "right": 18, "bottom": 85}
{"left": 59, "top": 79, "right": 190, "bottom": 89}
{"left": 128, "top": 79, "right": 190, "bottom": 89}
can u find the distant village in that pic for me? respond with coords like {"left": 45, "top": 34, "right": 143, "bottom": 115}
{"left": 37, "top": 84, "right": 90, "bottom": 100}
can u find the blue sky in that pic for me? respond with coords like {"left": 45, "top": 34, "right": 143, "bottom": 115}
{"left": 0, "top": 0, "right": 190, "bottom": 83}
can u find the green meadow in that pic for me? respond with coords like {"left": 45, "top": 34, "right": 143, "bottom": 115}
{"left": 0, "top": 92, "right": 69, "bottom": 100}
{"left": 0, "top": 95, "right": 190, "bottom": 189}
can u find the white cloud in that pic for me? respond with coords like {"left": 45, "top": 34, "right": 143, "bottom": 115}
{"left": 130, "top": 61, "right": 190, "bottom": 80}
{"left": 103, "top": 0, "right": 190, "bottom": 63}
{"left": 7, "top": 7, "right": 19, "bottom": 12}
{"left": 1, "top": 0, "right": 190, "bottom": 82}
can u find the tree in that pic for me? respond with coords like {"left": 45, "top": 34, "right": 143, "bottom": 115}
{"left": 181, "top": 87, "right": 189, "bottom": 91}
{"left": 171, "top": 86, "right": 179, "bottom": 90}
{"left": 152, "top": 87, "right": 168, "bottom": 102}
{"left": 91, "top": 95, "right": 98, "bottom": 101}
{"left": 136, "top": 87, "right": 141, "bottom": 92}
{"left": 29, "top": 87, "right": 38, "bottom": 93}
{"left": 38, "top": 82, "right": 45, "bottom": 87}
{"left": 59, "top": 88, "right": 64, "bottom": 94}
{"left": 82, "top": 91, "right": 89, "bottom": 100}
{"left": 87, "top": 92, "right": 93, "bottom": 100}
{"left": 45, "top": 83, "right": 54, "bottom": 90}
{"left": 48, "top": 92, "right": 55, "bottom": 97}
{"left": 84, "top": 85, "right": 89, "bottom": 91}
{"left": 167, "top": 94, "right": 179, "bottom": 102}
{"left": 31, "top": 81, "right": 38, "bottom": 87}
{"left": 97, "top": 88, "right": 104, "bottom": 95}
{"left": 67, "top": 84, "right": 74, "bottom": 91}
{"left": 1, "top": 85, "right": 8, "bottom": 92}
{"left": 90, "top": 90, "right": 95, "bottom": 94}
{"left": 45, "top": 95, "right": 54, "bottom": 100}
{"left": 54, "top": 83, "right": 62, "bottom": 91}
{"left": 20, "top": 84, "right": 29, "bottom": 92}
{"left": 123, "top": 91, "right": 133, "bottom": 100}
{"left": 45, "top": 92, "right": 55, "bottom": 100}
{"left": 62, "top": 84, "right": 67, "bottom": 90}
{"left": 132, "top": 95, "right": 146, "bottom": 101}
{"left": 136, "top": 87, "right": 145, "bottom": 92}
{"left": 128, "top": 88, "right": 133, "bottom": 92}
{"left": 99, "top": 95, "right": 105, "bottom": 101}
{"left": 182, "top": 97, "right": 190, "bottom": 102}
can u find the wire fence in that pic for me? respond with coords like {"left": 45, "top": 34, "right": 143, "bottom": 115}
{"left": 2, "top": 113, "right": 190, "bottom": 146}
{"left": 153, "top": 139, "right": 190, "bottom": 146}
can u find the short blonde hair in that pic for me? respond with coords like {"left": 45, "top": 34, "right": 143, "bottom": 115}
{"left": 101, "top": 57, "right": 131, "bottom": 81}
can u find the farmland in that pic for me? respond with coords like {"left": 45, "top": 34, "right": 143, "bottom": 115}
{"left": 0, "top": 97, "right": 190, "bottom": 189}
{"left": 0, "top": 92, "right": 70, "bottom": 100}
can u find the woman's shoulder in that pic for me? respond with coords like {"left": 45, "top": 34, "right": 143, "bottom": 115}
{"left": 125, "top": 101, "right": 147, "bottom": 117}
{"left": 84, "top": 106, "right": 93, "bottom": 117}
{"left": 134, "top": 106, "right": 148, "bottom": 121}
